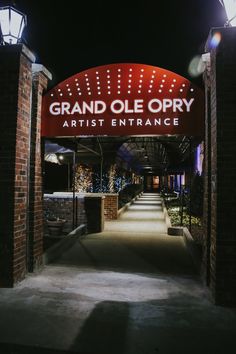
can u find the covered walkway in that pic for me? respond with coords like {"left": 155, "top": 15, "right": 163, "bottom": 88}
{"left": 57, "top": 193, "right": 196, "bottom": 276}
{"left": 0, "top": 194, "right": 236, "bottom": 353}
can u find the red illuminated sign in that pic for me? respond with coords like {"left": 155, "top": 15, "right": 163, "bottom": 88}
{"left": 41, "top": 63, "right": 204, "bottom": 137}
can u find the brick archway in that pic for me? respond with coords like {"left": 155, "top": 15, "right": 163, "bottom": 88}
{"left": 1, "top": 45, "right": 236, "bottom": 306}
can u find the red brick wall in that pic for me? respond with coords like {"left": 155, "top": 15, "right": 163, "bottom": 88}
{"left": 43, "top": 193, "right": 118, "bottom": 231}
{"left": 0, "top": 45, "right": 35, "bottom": 286}
{"left": 203, "top": 28, "right": 236, "bottom": 306}
{"left": 28, "top": 67, "right": 50, "bottom": 271}
{"left": 0, "top": 46, "right": 50, "bottom": 287}
{"left": 44, "top": 194, "right": 87, "bottom": 232}
{"left": 13, "top": 51, "right": 33, "bottom": 282}
{"left": 104, "top": 194, "right": 118, "bottom": 220}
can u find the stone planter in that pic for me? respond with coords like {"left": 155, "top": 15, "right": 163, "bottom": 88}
{"left": 46, "top": 219, "right": 66, "bottom": 236}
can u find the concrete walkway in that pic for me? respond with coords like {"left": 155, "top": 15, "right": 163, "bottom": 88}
{"left": 0, "top": 193, "right": 236, "bottom": 354}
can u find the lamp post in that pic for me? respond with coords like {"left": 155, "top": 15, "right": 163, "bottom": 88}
{"left": 219, "top": 0, "right": 236, "bottom": 26}
{"left": 0, "top": 5, "right": 27, "bottom": 45}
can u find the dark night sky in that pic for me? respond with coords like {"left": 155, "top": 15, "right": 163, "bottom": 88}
{"left": 2, "top": 0, "right": 225, "bottom": 88}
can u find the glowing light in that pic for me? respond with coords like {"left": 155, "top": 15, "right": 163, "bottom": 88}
{"left": 209, "top": 32, "right": 222, "bottom": 48}
{"left": 0, "top": 6, "right": 27, "bottom": 44}
{"left": 188, "top": 55, "right": 205, "bottom": 78}
{"left": 220, "top": 0, "right": 236, "bottom": 26}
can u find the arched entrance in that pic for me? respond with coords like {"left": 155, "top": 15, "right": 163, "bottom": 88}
{"left": 41, "top": 63, "right": 204, "bottom": 273}
{"left": 41, "top": 63, "right": 204, "bottom": 137}
{"left": 1, "top": 50, "right": 235, "bottom": 306}
{"left": 41, "top": 63, "right": 204, "bottom": 234}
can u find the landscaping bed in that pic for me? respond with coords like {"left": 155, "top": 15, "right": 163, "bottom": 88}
{"left": 163, "top": 192, "right": 203, "bottom": 246}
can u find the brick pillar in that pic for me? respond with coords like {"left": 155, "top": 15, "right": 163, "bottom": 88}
{"left": 84, "top": 196, "right": 105, "bottom": 233}
{"left": 202, "top": 52, "right": 212, "bottom": 285}
{"left": 28, "top": 64, "right": 52, "bottom": 272}
{"left": 203, "top": 27, "right": 236, "bottom": 306}
{"left": 0, "top": 45, "right": 51, "bottom": 287}
{"left": 104, "top": 194, "right": 118, "bottom": 220}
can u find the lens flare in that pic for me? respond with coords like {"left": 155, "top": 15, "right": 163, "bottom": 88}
{"left": 188, "top": 55, "right": 204, "bottom": 78}
{"left": 210, "top": 32, "right": 222, "bottom": 49}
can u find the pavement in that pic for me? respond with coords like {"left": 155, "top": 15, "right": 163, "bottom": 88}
{"left": 0, "top": 193, "right": 236, "bottom": 354}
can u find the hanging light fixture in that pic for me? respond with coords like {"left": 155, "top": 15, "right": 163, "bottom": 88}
{"left": 219, "top": 0, "right": 236, "bottom": 26}
{"left": 0, "top": 5, "right": 27, "bottom": 45}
